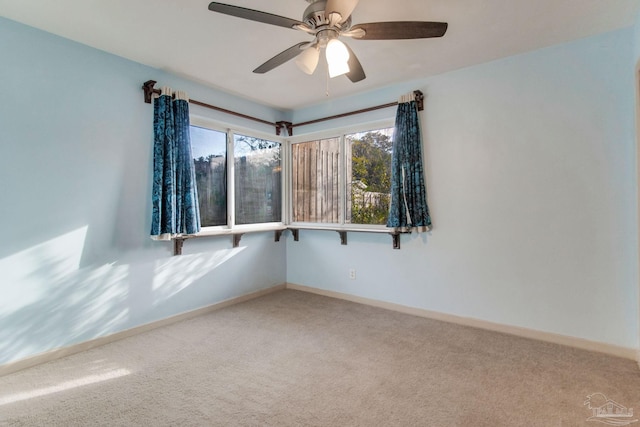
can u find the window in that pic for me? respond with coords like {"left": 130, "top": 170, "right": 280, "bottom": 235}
{"left": 291, "top": 123, "right": 394, "bottom": 228}
{"left": 189, "top": 121, "right": 283, "bottom": 232}
{"left": 191, "top": 126, "right": 227, "bottom": 227}
{"left": 190, "top": 118, "right": 392, "bottom": 234}
{"left": 346, "top": 128, "right": 393, "bottom": 225}
{"left": 291, "top": 137, "right": 341, "bottom": 223}
{"left": 233, "top": 134, "right": 282, "bottom": 225}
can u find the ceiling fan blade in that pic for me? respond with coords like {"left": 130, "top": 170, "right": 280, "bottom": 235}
{"left": 344, "top": 43, "right": 365, "bottom": 83}
{"left": 208, "top": 2, "right": 304, "bottom": 29}
{"left": 253, "top": 42, "right": 309, "bottom": 74}
{"left": 349, "top": 22, "right": 448, "bottom": 40}
{"left": 325, "top": 0, "right": 360, "bottom": 23}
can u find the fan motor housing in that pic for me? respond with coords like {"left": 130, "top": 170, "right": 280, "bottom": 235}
{"left": 303, "top": 0, "right": 351, "bottom": 31}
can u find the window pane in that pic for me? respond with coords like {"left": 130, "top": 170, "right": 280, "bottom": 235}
{"left": 346, "top": 128, "right": 394, "bottom": 225}
{"left": 191, "top": 126, "right": 227, "bottom": 227}
{"left": 292, "top": 138, "right": 341, "bottom": 223}
{"left": 234, "top": 134, "right": 282, "bottom": 225}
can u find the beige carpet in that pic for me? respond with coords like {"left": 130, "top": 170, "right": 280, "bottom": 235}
{"left": 0, "top": 289, "right": 638, "bottom": 426}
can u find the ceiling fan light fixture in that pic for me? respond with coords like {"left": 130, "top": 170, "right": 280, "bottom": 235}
{"left": 326, "top": 38, "right": 350, "bottom": 78}
{"left": 207, "top": 1, "right": 448, "bottom": 83}
{"left": 328, "top": 60, "right": 350, "bottom": 78}
{"left": 295, "top": 45, "right": 320, "bottom": 75}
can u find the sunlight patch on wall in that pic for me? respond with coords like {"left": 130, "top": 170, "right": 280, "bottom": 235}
{"left": 0, "top": 258, "right": 131, "bottom": 365}
{"left": 0, "top": 226, "right": 88, "bottom": 315}
{"left": 152, "top": 247, "right": 246, "bottom": 305}
{"left": 65, "top": 263, "right": 130, "bottom": 339}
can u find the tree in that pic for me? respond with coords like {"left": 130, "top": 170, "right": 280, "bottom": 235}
{"left": 349, "top": 131, "right": 393, "bottom": 225}
{"left": 235, "top": 135, "right": 279, "bottom": 155}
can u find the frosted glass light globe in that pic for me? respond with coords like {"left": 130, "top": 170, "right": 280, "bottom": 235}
{"left": 326, "top": 39, "right": 350, "bottom": 78}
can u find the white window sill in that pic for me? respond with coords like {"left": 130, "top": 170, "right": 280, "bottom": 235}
{"left": 288, "top": 224, "right": 394, "bottom": 234}
{"left": 191, "top": 223, "right": 287, "bottom": 237}
{"left": 169, "top": 223, "right": 405, "bottom": 255}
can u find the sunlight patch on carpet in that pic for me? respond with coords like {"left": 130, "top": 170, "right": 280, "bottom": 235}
{"left": 0, "top": 368, "right": 131, "bottom": 405}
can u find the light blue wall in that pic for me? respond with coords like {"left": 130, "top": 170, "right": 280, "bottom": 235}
{"left": 288, "top": 28, "right": 640, "bottom": 349}
{"left": 0, "top": 17, "right": 287, "bottom": 365}
{"left": 635, "top": 10, "right": 640, "bottom": 65}
{"left": 634, "top": 10, "right": 640, "bottom": 359}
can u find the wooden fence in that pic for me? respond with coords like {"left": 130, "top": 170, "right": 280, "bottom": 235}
{"left": 292, "top": 139, "right": 342, "bottom": 223}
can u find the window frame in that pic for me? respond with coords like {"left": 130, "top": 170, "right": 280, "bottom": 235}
{"left": 287, "top": 118, "right": 396, "bottom": 231}
{"left": 189, "top": 115, "right": 287, "bottom": 236}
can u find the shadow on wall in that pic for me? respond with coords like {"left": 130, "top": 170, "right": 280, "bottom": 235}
{"left": 0, "top": 227, "right": 245, "bottom": 365}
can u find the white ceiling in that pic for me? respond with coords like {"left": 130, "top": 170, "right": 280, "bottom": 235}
{"left": 1, "top": 0, "right": 639, "bottom": 110}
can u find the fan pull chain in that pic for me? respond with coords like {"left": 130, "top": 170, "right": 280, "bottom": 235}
{"left": 325, "top": 68, "right": 330, "bottom": 97}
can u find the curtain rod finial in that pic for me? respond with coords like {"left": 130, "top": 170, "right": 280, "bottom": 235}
{"left": 413, "top": 90, "right": 424, "bottom": 111}
{"left": 143, "top": 80, "right": 158, "bottom": 104}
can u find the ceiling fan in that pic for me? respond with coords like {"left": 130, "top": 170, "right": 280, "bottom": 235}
{"left": 208, "top": 0, "right": 448, "bottom": 83}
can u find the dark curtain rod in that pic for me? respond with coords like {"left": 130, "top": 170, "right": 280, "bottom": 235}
{"left": 142, "top": 80, "right": 423, "bottom": 136}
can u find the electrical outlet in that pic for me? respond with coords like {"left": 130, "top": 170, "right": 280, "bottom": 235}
{"left": 349, "top": 269, "right": 356, "bottom": 280}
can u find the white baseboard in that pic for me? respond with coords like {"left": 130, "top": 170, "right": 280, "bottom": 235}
{"left": 286, "top": 283, "right": 638, "bottom": 361}
{"left": 3, "top": 282, "right": 635, "bottom": 377}
{"left": 0, "top": 284, "right": 286, "bottom": 377}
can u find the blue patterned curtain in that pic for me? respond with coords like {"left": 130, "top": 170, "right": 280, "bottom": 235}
{"left": 387, "top": 94, "right": 432, "bottom": 232}
{"left": 150, "top": 87, "right": 200, "bottom": 240}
